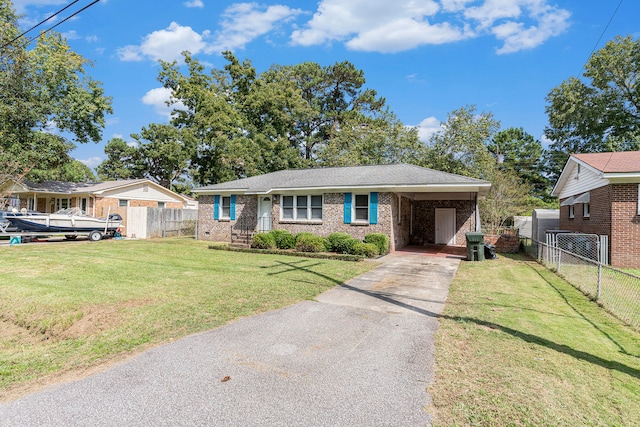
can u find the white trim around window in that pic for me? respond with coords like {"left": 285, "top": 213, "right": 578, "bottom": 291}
{"left": 221, "top": 196, "right": 231, "bottom": 219}
{"left": 583, "top": 203, "right": 590, "bottom": 218}
{"left": 353, "top": 193, "right": 370, "bottom": 223}
{"left": 568, "top": 205, "right": 575, "bottom": 219}
{"left": 280, "top": 195, "right": 322, "bottom": 221}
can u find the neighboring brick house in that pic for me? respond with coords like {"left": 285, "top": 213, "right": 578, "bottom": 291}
{"left": 1, "top": 179, "right": 192, "bottom": 235}
{"left": 192, "top": 164, "right": 491, "bottom": 251}
{"left": 551, "top": 151, "right": 640, "bottom": 268}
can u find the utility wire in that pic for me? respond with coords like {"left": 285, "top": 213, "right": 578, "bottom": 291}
{"left": 24, "top": 0, "right": 101, "bottom": 45}
{"left": 580, "top": 0, "right": 624, "bottom": 74}
{"left": 1, "top": 0, "right": 81, "bottom": 49}
{"left": 1, "top": 0, "right": 99, "bottom": 50}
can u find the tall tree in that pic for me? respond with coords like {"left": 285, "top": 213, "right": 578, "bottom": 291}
{"left": 0, "top": 0, "right": 112, "bottom": 183}
{"left": 96, "top": 137, "right": 143, "bottom": 181}
{"left": 545, "top": 35, "right": 640, "bottom": 179}
{"left": 157, "top": 52, "right": 414, "bottom": 185}
{"left": 131, "top": 124, "right": 191, "bottom": 189}
{"left": 423, "top": 105, "right": 499, "bottom": 179}
{"left": 488, "top": 127, "right": 549, "bottom": 197}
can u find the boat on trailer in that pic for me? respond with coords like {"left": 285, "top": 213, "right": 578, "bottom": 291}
{"left": 5, "top": 208, "right": 122, "bottom": 241}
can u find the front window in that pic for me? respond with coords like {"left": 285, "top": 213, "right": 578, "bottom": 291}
{"left": 158, "top": 202, "right": 165, "bottom": 209}
{"left": 221, "top": 196, "right": 231, "bottom": 218}
{"left": 281, "top": 195, "right": 322, "bottom": 221}
{"left": 568, "top": 205, "right": 574, "bottom": 219}
{"left": 119, "top": 199, "right": 129, "bottom": 207}
{"left": 583, "top": 203, "right": 590, "bottom": 218}
{"left": 56, "top": 198, "right": 71, "bottom": 210}
{"left": 354, "top": 194, "right": 369, "bottom": 222}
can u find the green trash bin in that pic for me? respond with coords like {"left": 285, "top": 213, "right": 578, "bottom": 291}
{"left": 465, "top": 232, "right": 485, "bottom": 261}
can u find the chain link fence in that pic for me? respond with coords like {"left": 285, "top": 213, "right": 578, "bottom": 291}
{"left": 522, "top": 238, "right": 640, "bottom": 332}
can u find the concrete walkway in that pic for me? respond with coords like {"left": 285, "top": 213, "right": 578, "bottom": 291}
{"left": 0, "top": 252, "right": 461, "bottom": 427}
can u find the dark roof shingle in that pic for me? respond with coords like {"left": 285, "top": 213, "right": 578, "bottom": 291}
{"left": 194, "top": 164, "right": 489, "bottom": 193}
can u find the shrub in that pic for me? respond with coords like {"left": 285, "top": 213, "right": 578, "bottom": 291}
{"left": 251, "top": 232, "right": 276, "bottom": 249}
{"left": 352, "top": 242, "right": 379, "bottom": 258}
{"left": 268, "top": 229, "right": 295, "bottom": 249}
{"left": 295, "top": 232, "right": 316, "bottom": 243}
{"left": 295, "top": 233, "right": 326, "bottom": 252}
{"left": 326, "top": 232, "right": 352, "bottom": 252}
{"left": 364, "top": 233, "right": 390, "bottom": 255}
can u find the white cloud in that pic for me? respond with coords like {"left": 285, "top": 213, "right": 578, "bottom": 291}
{"left": 118, "top": 22, "right": 209, "bottom": 63}
{"left": 184, "top": 0, "right": 204, "bottom": 7}
{"left": 415, "top": 116, "right": 442, "bottom": 142}
{"left": 209, "top": 3, "right": 303, "bottom": 52}
{"left": 141, "top": 87, "right": 186, "bottom": 119}
{"left": 78, "top": 156, "right": 103, "bottom": 168}
{"left": 291, "top": 0, "right": 570, "bottom": 54}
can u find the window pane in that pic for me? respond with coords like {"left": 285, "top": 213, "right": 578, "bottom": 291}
{"left": 297, "top": 196, "right": 308, "bottom": 207}
{"left": 311, "top": 195, "right": 322, "bottom": 207}
{"left": 222, "top": 197, "right": 230, "bottom": 217}
{"left": 355, "top": 194, "right": 368, "bottom": 208}
{"left": 311, "top": 207, "right": 322, "bottom": 220}
{"left": 355, "top": 207, "right": 368, "bottom": 221}
{"left": 282, "top": 196, "right": 293, "bottom": 208}
{"left": 119, "top": 199, "right": 129, "bottom": 207}
{"left": 283, "top": 208, "right": 294, "bottom": 219}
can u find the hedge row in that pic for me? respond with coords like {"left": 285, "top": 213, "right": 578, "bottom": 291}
{"left": 208, "top": 244, "right": 364, "bottom": 262}
{"left": 250, "top": 230, "right": 389, "bottom": 258}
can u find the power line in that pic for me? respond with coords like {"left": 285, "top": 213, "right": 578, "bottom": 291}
{"left": 25, "top": 0, "right": 101, "bottom": 45}
{"left": 580, "top": 0, "right": 624, "bottom": 74}
{"left": 1, "top": 0, "right": 100, "bottom": 50}
{"left": 1, "top": 0, "right": 81, "bottom": 50}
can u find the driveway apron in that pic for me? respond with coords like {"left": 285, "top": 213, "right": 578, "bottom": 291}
{"left": 0, "top": 252, "right": 461, "bottom": 427}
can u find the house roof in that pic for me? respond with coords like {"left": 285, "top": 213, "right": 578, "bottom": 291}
{"left": 573, "top": 151, "right": 640, "bottom": 173}
{"left": 193, "top": 164, "right": 491, "bottom": 195}
{"left": 551, "top": 151, "right": 640, "bottom": 198}
{"left": 22, "top": 179, "right": 152, "bottom": 194}
{"left": 10, "top": 179, "right": 190, "bottom": 202}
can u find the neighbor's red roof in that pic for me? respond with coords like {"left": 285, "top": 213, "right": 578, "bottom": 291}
{"left": 573, "top": 151, "right": 640, "bottom": 173}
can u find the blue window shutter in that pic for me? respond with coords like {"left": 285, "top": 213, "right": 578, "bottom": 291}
{"left": 213, "top": 195, "right": 220, "bottom": 220}
{"left": 230, "top": 195, "right": 236, "bottom": 220}
{"left": 370, "top": 192, "right": 378, "bottom": 224}
{"left": 344, "top": 193, "right": 352, "bottom": 224}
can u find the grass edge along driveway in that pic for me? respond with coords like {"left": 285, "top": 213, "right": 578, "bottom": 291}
{"left": 0, "top": 238, "right": 376, "bottom": 401}
{"left": 430, "top": 253, "right": 640, "bottom": 427}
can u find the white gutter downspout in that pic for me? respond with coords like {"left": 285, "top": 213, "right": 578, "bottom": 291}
{"left": 475, "top": 193, "right": 481, "bottom": 232}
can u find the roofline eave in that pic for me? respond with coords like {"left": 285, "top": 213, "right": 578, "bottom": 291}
{"left": 193, "top": 183, "right": 491, "bottom": 195}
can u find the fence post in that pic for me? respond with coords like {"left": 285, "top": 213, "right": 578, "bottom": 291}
{"left": 597, "top": 263, "right": 602, "bottom": 300}
{"left": 557, "top": 247, "right": 561, "bottom": 271}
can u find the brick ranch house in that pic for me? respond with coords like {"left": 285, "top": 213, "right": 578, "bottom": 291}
{"left": 1, "top": 179, "right": 193, "bottom": 235}
{"left": 551, "top": 151, "right": 640, "bottom": 268}
{"left": 193, "top": 164, "right": 491, "bottom": 251}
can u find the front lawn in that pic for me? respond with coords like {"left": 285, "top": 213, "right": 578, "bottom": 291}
{"left": 0, "top": 238, "right": 375, "bottom": 400}
{"left": 431, "top": 253, "right": 640, "bottom": 426}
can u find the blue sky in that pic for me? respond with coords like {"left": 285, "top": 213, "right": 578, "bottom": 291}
{"left": 12, "top": 0, "right": 638, "bottom": 171}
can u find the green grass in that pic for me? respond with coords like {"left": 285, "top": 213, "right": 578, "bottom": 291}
{"left": 0, "top": 238, "right": 375, "bottom": 400}
{"left": 430, "top": 253, "right": 640, "bottom": 427}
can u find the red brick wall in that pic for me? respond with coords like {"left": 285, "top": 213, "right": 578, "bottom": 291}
{"left": 559, "top": 184, "right": 640, "bottom": 268}
{"left": 413, "top": 199, "right": 477, "bottom": 245}
{"left": 610, "top": 184, "right": 640, "bottom": 268}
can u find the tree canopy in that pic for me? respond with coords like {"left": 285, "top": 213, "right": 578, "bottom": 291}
{"left": 0, "top": 0, "right": 112, "bottom": 184}
{"left": 545, "top": 35, "right": 640, "bottom": 179}
{"left": 422, "top": 105, "right": 499, "bottom": 180}
{"left": 152, "top": 51, "right": 421, "bottom": 185}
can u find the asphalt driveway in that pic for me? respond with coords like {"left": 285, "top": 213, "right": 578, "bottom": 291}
{"left": 0, "top": 252, "right": 461, "bottom": 427}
